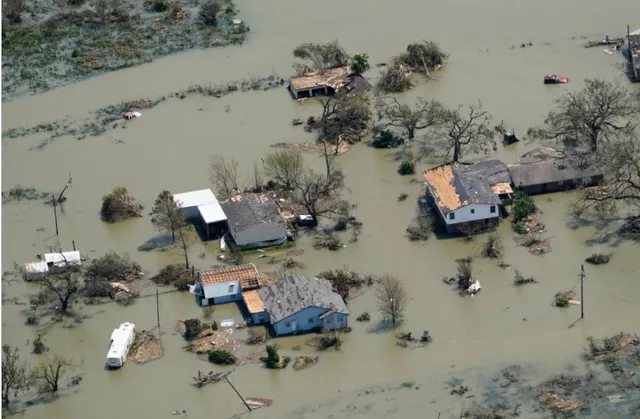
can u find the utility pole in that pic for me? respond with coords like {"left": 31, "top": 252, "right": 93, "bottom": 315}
{"left": 156, "top": 288, "right": 160, "bottom": 329}
{"left": 52, "top": 193, "right": 59, "bottom": 235}
{"left": 224, "top": 375, "right": 252, "bottom": 412}
{"left": 580, "top": 265, "right": 585, "bottom": 319}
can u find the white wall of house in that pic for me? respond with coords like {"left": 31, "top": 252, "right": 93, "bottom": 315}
{"left": 230, "top": 224, "right": 287, "bottom": 247}
{"left": 320, "top": 312, "right": 349, "bottom": 330}
{"left": 272, "top": 306, "right": 348, "bottom": 336}
{"left": 199, "top": 279, "right": 241, "bottom": 306}
{"left": 440, "top": 203, "right": 499, "bottom": 225}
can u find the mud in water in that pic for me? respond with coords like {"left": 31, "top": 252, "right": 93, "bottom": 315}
{"left": 2, "top": 0, "right": 640, "bottom": 418}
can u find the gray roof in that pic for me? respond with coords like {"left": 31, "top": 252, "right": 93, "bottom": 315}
{"left": 257, "top": 275, "right": 348, "bottom": 323}
{"left": 423, "top": 162, "right": 502, "bottom": 213}
{"left": 508, "top": 155, "right": 601, "bottom": 187}
{"left": 220, "top": 193, "right": 285, "bottom": 233}
{"left": 458, "top": 159, "right": 511, "bottom": 185}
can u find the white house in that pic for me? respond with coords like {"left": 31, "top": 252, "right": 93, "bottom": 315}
{"left": 24, "top": 250, "right": 82, "bottom": 281}
{"left": 106, "top": 322, "right": 136, "bottom": 369}
{"left": 423, "top": 162, "right": 508, "bottom": 234}
{"left": 254, "top": 275, "right": 349, "bottom": 336}
{"left": 220, "top": 193, "right": 287, "bottom": 249}
{"left": 173, "top": 189, "right": 228, "bottom": 239}
{"left": 194, "top": 263, "right": 260, "bottom": 306}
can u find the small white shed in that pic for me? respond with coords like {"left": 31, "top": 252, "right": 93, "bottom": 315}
{"left": 173, "top": 189, "right": 228, "bottom": 239}
{"left": 24, "top": 261, "right": 48, "bottom": 281}
{"left": 44, "top": 251, "right": 81, "bottom": 268}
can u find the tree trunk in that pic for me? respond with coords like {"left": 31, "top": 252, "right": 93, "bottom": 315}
{"left": 171, "top": 228, "right": 176, "bottom": 242}
{"left": 2, "top": 387, "right": 9, "bottom": 405}
{"left": 452, "top": 143, "right": 460, "bottom": 162}
{"left": 180, "top": 231, "right": 190, "bottom": 269}
{"left": 60, "top": 297, "right": 70, "bottom": 312}
{"left": 408, "top": 128, "right": 415, "bottom": 139}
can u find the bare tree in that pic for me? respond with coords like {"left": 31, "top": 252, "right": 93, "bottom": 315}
{"left": 27, "top": 291, "right": 51, "bottom": 325}
{"left": 263, "top": 149, "right": 304, "bottom": 190}
{"left": 375, "top": 96, "right": 443, "bottom": 139}
{"left": 374, "top": 275, "right": 408, "bottom": 327}
{"left": 311, "top": 92, "right": 371, "bottom": 142}
{"left": 250, "top": 162, "right": 263, "bottom": 191}
{"left": 293, "top": 41, "right": 348, "bottom": 73}
{"left": 291, "top": 168, "right": 351, "bottom": 222}
{"left": 35, "top": 266, "right": 85, "bottom": 313}
{"left": 150, "top": 190, "right": 186, "bottom": 242}
{"left": 30, "top": 355, "right": 73, "bottom": 395}
{"left": 527, "top": 79, "right": 640, "bottom": 152}
{"left": 3, "top": 0, "right": 25, "bottom": 23}
{"left": 209, "top": 155, "right": 240, "bottom": 199}
{"left": 427, "top": 102, "right": 496, "bottom": 162}
{"left": 2, "top": 345, "right": 31, "bottom": 406}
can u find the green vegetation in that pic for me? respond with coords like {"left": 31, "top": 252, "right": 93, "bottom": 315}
{"left": 1, "top": 0, "right": 249, "bottom": 100}
{"left": 348, "top": 53, "right": 370, "bottom": 75}
{"left": 100, "top": 187, "right": 144, "bottom": 223}
{"left": 261, "top": 344, "right": 288, "bottom": 369}
{"left": 1, "top": 186, "right": 49, "bottom": 204}
{"left": 208, "top": 350, "right": 236, "bottom": 365}
{"left": 183, "top": 319, "right": 203, "bottom": 340}
{"left": 150, "top": 264, "right": 192, "bottom": 290}
{"left": 371, "top": 130, "right": 405, "bottom": 148}
{"left": 554, "top": 292, "right": 569, "bottom": 308}
{"left": 512, "top": 191, "right": 535, "bottom": 233}
{"left": 397, "top": 160, "right": 415, "bottom": 175}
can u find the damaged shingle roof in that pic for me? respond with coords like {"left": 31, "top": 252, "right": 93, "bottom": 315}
{"left": 199, "top": 263, "right": 260, "bottom": 289}
{"left": 423, "top": 162, "right": 502, "bottom": 213}
{"left": 220, "top": 193, "right": 285, "bottom": 233}
{"left": 508, "top": 156, "right": 601, "bottom": 187}
{"left": 257, "top": 275, "right": 348, "bottom": 323}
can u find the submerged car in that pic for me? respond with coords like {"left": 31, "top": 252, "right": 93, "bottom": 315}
{"left": 544, "top": 74, "right": 569, "bottom": 84}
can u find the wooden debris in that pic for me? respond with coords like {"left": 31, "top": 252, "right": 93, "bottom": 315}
{"left": 293, "top": 355, "right": 319, "bottom": 371}
{"left": 191, "top": 370, "right": 231, "bottom": 388}
{"left": 538, "top": 392, "right": 583, "bottom": 411}
{"left": 245, "top": 397, "right": 273, "bottom": 409}
{"left": 128, "top": 331, "right": 163, "bottom": 364}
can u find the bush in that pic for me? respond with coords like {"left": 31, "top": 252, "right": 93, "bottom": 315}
{"left": 208, "top": 350, "right": 236, "bottom": 365}
{"left": 554, "top": 293, "right": 569, "bottom": 308}
{"left": 371, "top": 130, "right": 405, "bottom": 148}
{"left": 199, "top": 0, "right": 221, "bottom": 26}
{"left": 183, "top": 318, "right": 203, "bottom": 340}
{"left": 398, "top": 40, "right": 449, "bottom": 74}
{"left": 261, "top": 344, "right": 281, "bottom": 369}
{"left": 246, "top": 327, "right": 268, "bottom": 344}
{"left": 512, "top": 220, "right": 528, "bottom": 235}
{"left": 100, "top": 187, "right": 143, "bottom": 223}
{"left": 151, "top": 264, "right": 191, "bottom": 290}
{"left": 3, "top": 0, "right": 25, "bottom": 23}
{"left": 211, "top": 321, "right": 218, "bottom": 331}
{"left": 483, "top": 234, "right": 503, "bottom": 258}
{"left": 398, "top": 160, "right": 415, "bottom": 175}
{"left": 85, "top": 251, "right": 141, "bottom": 297}
{"left": 33, "top": 334, "right": 48, "bottom": 354}
{"left": 585, "top": 253, "right": 612, "bottom": 265}
{"left": 512, "top": 191, "right": 535, "bottom": 224}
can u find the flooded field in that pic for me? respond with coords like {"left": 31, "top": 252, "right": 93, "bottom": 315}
{"left": 2, "top": 0, "right": 639, "bottom": 418}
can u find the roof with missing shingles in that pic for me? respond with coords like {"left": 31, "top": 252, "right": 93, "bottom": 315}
{"left": 220, "top": 193, "right": 285, "bottom": 233}
{"left": 423, "top": 162, "right": 503, "bottom": 213}
{"left": 257, "top": 275, "right": 348, "bottom": 323}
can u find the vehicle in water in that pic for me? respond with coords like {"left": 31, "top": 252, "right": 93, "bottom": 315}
{"left": 544, "top": 74, "right": 569, "bottom": 84}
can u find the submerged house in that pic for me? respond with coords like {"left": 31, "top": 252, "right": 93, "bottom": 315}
{"left": 173, "top": 189, "right": 227, "bottom": 239}
{"left": 251, "top": 275, "right": 349, "bottom": 336}
{"left": 220, "top": 193, "right": 287, "bottom": 249}
{"left": 508, "top": 147, "right": 603, "bottom": 195}
{"left": 288, "top": 66, "right": 372, "bottom": 99}
{"left": 423, "top": 161, "right": 512, "bottom": 234}
{"left": 194, "top": 263, "right": 261, "bottom": 306}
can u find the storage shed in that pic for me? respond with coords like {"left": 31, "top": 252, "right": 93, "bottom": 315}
{"left": 173, "top": 189, "right": 228, "bottom": 239}
{"left": 221, "top": 193, "right": 287, "bottom": 249}
{"left": 24, "top": 250, "right": 82, "bottom": 281}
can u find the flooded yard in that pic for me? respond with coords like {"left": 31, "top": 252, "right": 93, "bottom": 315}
{"left": 2, "top": 0, "right": 639, "bottom": 418}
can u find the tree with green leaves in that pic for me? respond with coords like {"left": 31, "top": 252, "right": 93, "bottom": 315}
{"left": 293, "top": 41, "right": 348, "bottom": 73}
{"left": 150, "top": 190, "right": 186, "bottom": 242}
{"left": 2, "top": 345, "right": 31, "bottom": 406}
{"left": 30, "top": 355, "right": 73, "bottom": 395}
{"left": 349, "top": 53, "right": 370, "bottom": 75}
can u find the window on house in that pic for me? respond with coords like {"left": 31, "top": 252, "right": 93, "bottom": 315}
{"left": 228, "top": 284, "right": 234, "bottom": 293}
{"left": 449, "top": 212, "right": 455, "bottom": 220}
{"left": 490, "top": 206, "right": 496, "bottom": 213}
{"left": 470, "top": 209, "right": 475, "bottom": 214}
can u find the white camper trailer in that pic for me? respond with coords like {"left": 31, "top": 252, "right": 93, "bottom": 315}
{"left": 106, "top": 322, "right": 136, "bottom": 368}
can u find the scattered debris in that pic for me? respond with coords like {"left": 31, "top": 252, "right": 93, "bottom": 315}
{"left": 272, "top": 136, "right": 353, "bottom": 156}
{"left": 356, "top": 312, "right": 371, "bottom": 322}
{"left": 191, "top": 370, "right": 231, "bottom": 388}
{"left": 513, "top": 270, "right": 537, "bottom": 286}
{"left": 395, "top": 330, "right": 432, "bottom": 349}
{"left": 293, "top": 355, "right": 319, "bottom": 370}
{"left": 585, "top": 253, "right": 612, "bottom": 265}
{"left": 397, "top": 193, "right": 409, "bottom": 202}
{"left": 245, "top": 397, "right": 273, "bottom": 409}
{"left": 128, "top": 331, "right": 163, "bottom": 364}
{"left": 538, "top": 392, "right": 583, "bottom": 412}
{"left": 123, "top": 111, "right": 142, "bottom": 120}
{"left": 291, "top": 118, "right": 303, "bottom": 126}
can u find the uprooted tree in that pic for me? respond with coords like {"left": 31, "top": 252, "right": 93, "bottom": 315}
{"left": 308, "top": 92, "right": 372, "bottom": 142}
{"left": 150, "top": 190, "right": 187, "bottom": 242}
{"left": 397, "top": 40, "right": 449, "bottom": 77}
{"left": 376, "top": 58, "right": 413, "bottom": 93}
{"left": 425, "top": 101, "right": 496, "bottom": 162}
{"left": 2, "top": 345, "right": 31, "bottom": 406}
{"left": 526, "top": 79, "right": 640, "bottom": 152}
{"left": 100, "top": 186, "right": 143, "bottom": 222}
{"left": 263, "top": 149, "right": 304, "bottom": 190}
{"left": 292, "top": 41, "right": 349, "bottom": 73}
{"left": 573, "top": 134, "right": 640, "bottom": 239}
{"left": 374, "top": 274, "right": 408, "bottom": 327}
{"left": 209, "top": 155, "right": 240, "bottom": 199}
{"left": 375, "top": 95, "right": 444, "bottom": 139}
{"left": 84, "top": 251, "right": 141, "bottom": 297}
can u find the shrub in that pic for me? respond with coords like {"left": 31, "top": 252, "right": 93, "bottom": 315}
{"left": 33, "top": 334, "right": 48, "bottom": 354}
{"left": 183, "top": 318, "right": 203, "bottom": 340}
{"left": 199, "top": 0, "right": 221, "bottom": 26}
{"left": 211, "top": 321, "right": 218, "bottom": 331}
{"left": 208, "top": 350, "right": 236, "bottom": 365}
{"left": 246, "top": 327, "right": 268, "bottom": 344}
{"left": 398, "top": 160, "right": 415, "bottom": 175}
{"left": 151, "top": 264, "right": 191, "bottom": 290}
{"left": 554, "top": 293, "right": 569, "bottom": 308}
{"left": 261, "top": 344, "right": 281, "bottom": 369}
{"left": 483, "top": 234, "right": 503, "bottom": 258}
{"left": 371, "top": 130, "right": 405, "bottom": 148}
{"left": 67, "top": 0, "right": 86, "bottom": 5}
{"left": 512, "top": 191, "right": 535, "bottom": 224}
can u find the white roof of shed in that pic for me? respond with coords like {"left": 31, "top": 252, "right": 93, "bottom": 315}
{"left": 173, "top": 189, "right": 217, "bottom": 209}
{"left": 198, "top": 203, "right": 227, "bottom": 224}
{"left": 630, "top": 28, "right": 640, "bottom": 36}
{"left": 44, "top": 251, "right": 81, "bottom": 266}
{"left": 25, "top": 261, "right": 48, "bottom": 274}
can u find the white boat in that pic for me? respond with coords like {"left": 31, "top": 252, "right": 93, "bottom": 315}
{"left": 106, "top": 322, "right": 136, "bottom": 368}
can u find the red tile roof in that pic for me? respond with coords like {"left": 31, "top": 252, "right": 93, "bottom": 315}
{"left": 199, "top": 263, "right": 260, "bottom": 290}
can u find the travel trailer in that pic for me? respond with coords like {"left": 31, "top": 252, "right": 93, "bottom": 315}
{"left": 106, "top": 322, "right": 136, "bottom": 368}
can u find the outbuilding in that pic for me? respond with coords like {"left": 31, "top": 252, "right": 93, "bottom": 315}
{"left": 173, "top": 189, "right": 228, "bottom": 239}
{"left": 194, "top": 263, "right": 261, "bottom": 306}
{"left": 221, "top": 193, "right": 287, "bottom": 249}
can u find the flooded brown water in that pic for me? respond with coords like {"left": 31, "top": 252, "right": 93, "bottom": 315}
{"left": 2, "top": 0, "right": 640, "bottom": 418}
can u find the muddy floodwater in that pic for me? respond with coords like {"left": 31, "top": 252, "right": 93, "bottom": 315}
{"left": 2, "top": 0, "right": 640, "bottom": 418}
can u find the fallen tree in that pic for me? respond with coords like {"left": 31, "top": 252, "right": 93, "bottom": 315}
{"left": 100, "top": 187, "right": 143, "bottom": 222}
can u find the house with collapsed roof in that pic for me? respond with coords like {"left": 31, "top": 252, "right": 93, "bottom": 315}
{"left": 244, "top": 275, "right": 348, "bottom": 336}
{"left": 423, "top": 160, "right": 513, "bottom": 233}
{"left": 288, "top": 66, "right": 372, "bottom": 99}
{"left": 220, "top": 193, "right": 287, "bottom": 249}
{"left": 508, "top": 147, "right": 603, "bottom": 195}
{"left": 193, "top": 263, "right": 261, "bottom": 306}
